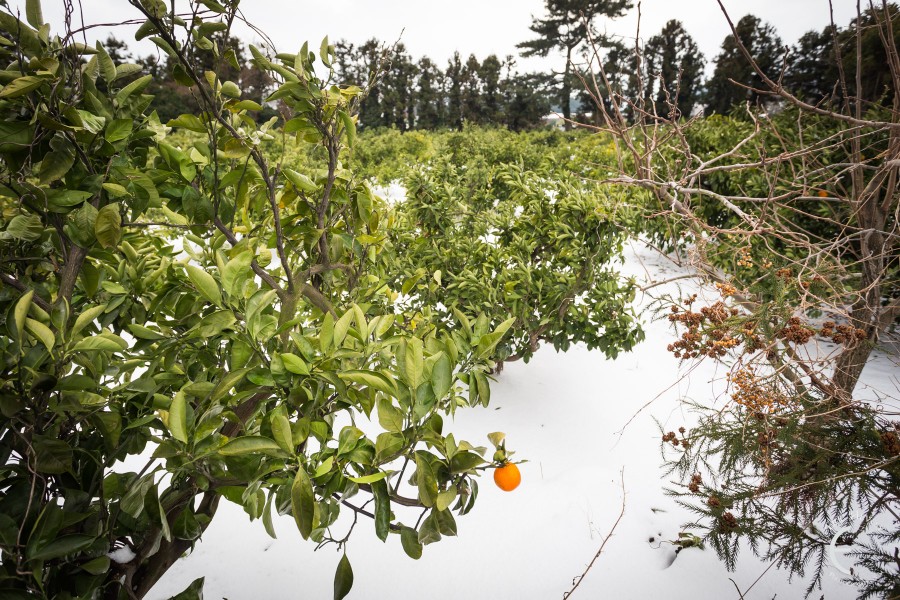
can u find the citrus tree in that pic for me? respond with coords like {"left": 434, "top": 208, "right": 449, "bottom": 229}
{"left": 0, "top": 1, "right": 515, "bottom": 597}
{"left": 382, "top": 159, "right": 643, "bottom": 367}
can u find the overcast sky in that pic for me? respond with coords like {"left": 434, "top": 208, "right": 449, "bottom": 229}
{"left": 8, "top": 1, "right": 860, "bottom": 74}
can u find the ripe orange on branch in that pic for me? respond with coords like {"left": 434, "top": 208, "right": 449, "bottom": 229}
{"left": 493, "top": 462, "right": 521, "bottom": 492}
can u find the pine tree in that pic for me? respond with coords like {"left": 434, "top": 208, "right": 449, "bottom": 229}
{"left": 643, "top": 20, "right": 705, "bottom": 119}
{"left": 461, "top": 54, "right": 483, "bottom": 125}
{"left": 446, "top": 52, "right": 464, "bottom": 130}
{"left": 479, "top": 55, "right": 505, "bottom": 125}
{"left": 783, "top": 28, "right": 838, "bottom": 103}
{"left": 415, "top": 57, "right": 444, "bottom": 129}
{"left": 518, "top": 0, "right": 632, "bottom": 128}
{"left": 705, "top": 15, "right": 783, "bottom": 115}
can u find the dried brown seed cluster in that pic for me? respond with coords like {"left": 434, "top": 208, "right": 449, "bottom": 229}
{"left": 715, "top": 281, "right": 737, "bottom": 298}
{"left": 663, "top": 429, "right": 691, "bottom": 448}
{"left": 775, "top": 268, "right": 793, "bottom": 280}
{"left": 729, "top": 368, "right": 789, "bottom": 413}
{"left": 737, "top": 248, "right": 753, "bottom": 268}
{"left": 707, "top": 495, "right": 721, "bottom": 508}
{"left": 819, "top": 321, "right": 867, "bottom": 346}
{"left": 667, "top": 301, "right": 740, "bottom": 359}
{"left": 688, "top": 472, "right": 702, "bottom": 493}
{"left": 720, "top": 511, "right": 738, "bottom": 530}
{"left": 881, "top": 427, "right": 900, "bottom": 457}
{"left": 777, "top": 316, "right": 815, "bottom": 345}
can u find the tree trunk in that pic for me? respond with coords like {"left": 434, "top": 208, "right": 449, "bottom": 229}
{"left": 130, "top": 491, "right": 221, "bottom": 598}
{"left": 562, "top": 46, "right": 573, "bottom": 130}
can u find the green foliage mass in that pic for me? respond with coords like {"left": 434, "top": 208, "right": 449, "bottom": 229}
{"left": 0, "top": 2, "right": 642, "bottom": 599}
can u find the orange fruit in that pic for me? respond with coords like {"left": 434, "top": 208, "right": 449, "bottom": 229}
{"left": 817, "top": 190, "right": 828, "bottom": 198}
{"left": 493, "top": 462, "right": 521, "bottom": 492}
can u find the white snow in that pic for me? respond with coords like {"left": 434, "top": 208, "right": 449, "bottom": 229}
{"left": 146, "top": 242, "right": 896, "bottom": 600}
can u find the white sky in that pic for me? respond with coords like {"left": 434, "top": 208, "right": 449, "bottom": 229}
{"left": 8, "top": 0, "right": 860, "bottom": 75}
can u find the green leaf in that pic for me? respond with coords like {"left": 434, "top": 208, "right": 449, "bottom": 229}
{"left": 25, "top": 0, "right": 43, "bottom": 28}
{"left": 71, "top": 333, "right": 127, "bottom": 352}
{"left": 400, "top": 526, "right": 422, "bottom": 559}
{"left": 96, "top": 42, "right": 116, "bottom": 83}
{"left": 436, "top": 488, "right": 457, "bottom": 512}
{"left": 414, "top": 452, "right": 438, "bottom": 507}
{"left": 271, "top": 408, "right": 293, "bottom": 454}
{"left": 337, "top": 426, "right": 364, "bottom": 457}
{"left": 283, "top": 168, "right": 317, "bottom": 194}
{"left": 347, "top": 471, "right": 388, "bottom": 484}
{"left": 221, "top": 250, "right": 252, "bottom": 297}
{"left": 430, "top": 352, "right": 452, "bottom": 399}
{"left": 0, "top": 75, "right": 45, "bottom": 98}
{"left": 6, "top": 214, "right": 43, "bottom": 242}
{"left": 371, "top": 479, "right": 390, "bottom": 542}
{"left": 168, "top": 391, "right": 188, "bottom": 443}
{"left": 12, "top": 290, "right": 32, "bottom": 342}
{"left": 376, "top": 398, "right": 403, "bottom": 433}
{"left": 185, "top": 264, "right": 222, "bottom": 306}
{"left": 33, "top": 438, "right": 72, "bottom": 474}
{"left": 25, "top": 318, "right": 54, "bottom": 351}
{"left": 417, "top": 512, "right": 442, "bottom": 545}
{"left": 168, "top": 113, "right": 206, "bottom": 133}
{"left": 71, "top": 303, "right": 106, "bottom": 337}
{"left": 80, "top": 556, "right": 110, "bottom": 575}
{"left": 339, "top": 370, "right": 396, "bottom": 395}
{"left": 262, "top": 491, "right": 277, "bottom": 539}
{"left": 94, "top": 203, "right": 122, "bottom": 249}
{"left": 28, "top": 534, "right": 94, "bottom": 561}
{"left": 127, "top": 323, "right": 165, "bottom": 340}
{"left": 404, "top": 337, "right": 424, "bottom": 388}
{"left": 219, "top": 436, "right": 283, "bottom": 456}
{"left": 281, "top": 352, "right": 309, "bottom": 375}
{"left": 320, "top": 312, "right": 334, "bottom": 352}
{"left": 47, "top": 189, "right": 92, "bottom": 210}
{"left": 105, "top": 118, "right": 133, "bottom": 142}
{"left": 338, "top": 110, "right": 356, "bottom": 147}
{"left": 210, "top": 367, "right": 251, "bottom": 402}
{"left": 115, "top": 74, "right": 152, "bottom": 104}
{"left": 39, "top": 150, "right": 75, "bottom": 184}
{"left": 314, "top": 456, "right": 334, "bottom": 478}
{"left": 169, "top": 577, "right": 205, "bottom": 600}
{"left": 291, "top": 466, "right": 314, "bottom": 539}
{"left": 220, "top": 80, "right": 241, "bottom": 98}
{"left": 333, "top": 309, "right": 353, "bottom": 348}
{"left": 333, "top": 553, "right": 353, "bottom": 600}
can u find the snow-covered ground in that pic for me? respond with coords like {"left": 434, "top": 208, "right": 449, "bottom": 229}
{"left": 148, "top": 242, "right": 897, "bottom": 600}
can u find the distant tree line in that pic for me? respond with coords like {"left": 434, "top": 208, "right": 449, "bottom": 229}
{"left": 107, "top": 1, "right": 898, "bottom": 131}
{"left": 332, "top": 41, "right": 553, "bottom": 131}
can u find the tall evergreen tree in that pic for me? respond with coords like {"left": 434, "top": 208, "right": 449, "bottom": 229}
{"left": 446, "top": 52, "right": 464, "bottom": 130}
{"left": 461, "top": 54, "right": 483, "bottom": 124}
{"left": 355, "top": 39, "right": 387, "bottom": 130}
{"left": 380, "top": 44, "right": 418, "bottom": 130}
{"left": 705, "top": 14, "right": 783, "bottom": 115}
{"left": 518, "top": 0, "right": 632, "bottom": 127}
{"left": 783, "top": 27, "right": 838, "bottom": 103}
{"left": 480, "top": 55, "right": 505, "bottom": 125}
{"left": 415, "top": 57, "right": 444, "bottom": 129}
{"left": 503, "top": 72, "right": 553, "bottom": 131}
{"left": 643, "top": 20, "right": 705, "bottom": 118}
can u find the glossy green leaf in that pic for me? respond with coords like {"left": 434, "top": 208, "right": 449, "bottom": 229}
{"left": 400, "top": 526, "right": 422, "bottom": 559}
{"left": 168, "top": 391, "right": 188, "bottom": 443}
{"left": 333, "top": 553, "right": 353, "bottom": 600}
{"left": 185, "top": 264, "right": 222, "bottom": 306}
{"left": 219, "top": 436, "right": 283, "bottom": 456}
{"left": 291, "top": 466, "right": 314, "bottom": 539}
{"left": 94, "top": 202, "right": 121, "bottom": 249}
